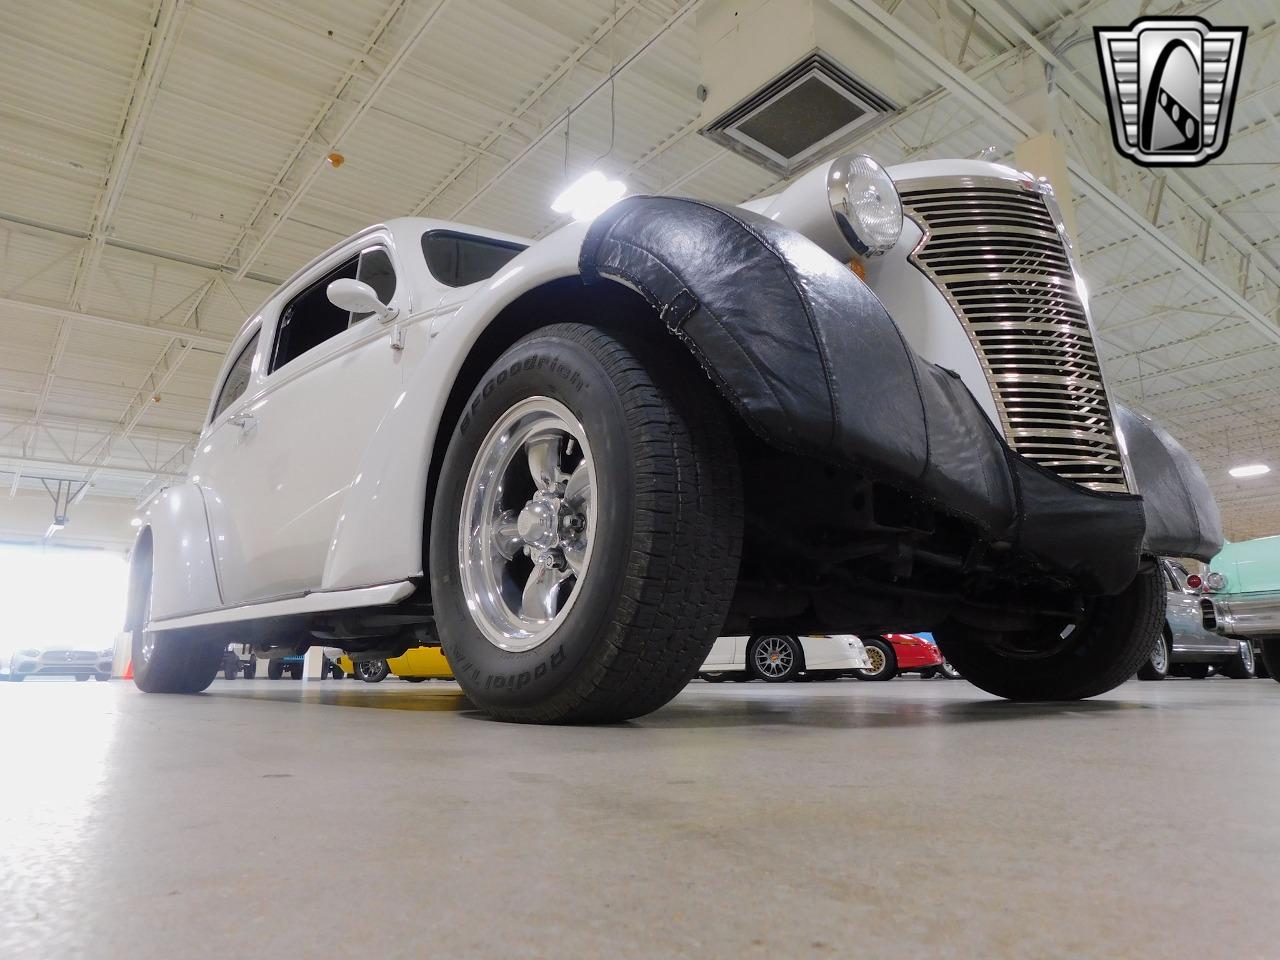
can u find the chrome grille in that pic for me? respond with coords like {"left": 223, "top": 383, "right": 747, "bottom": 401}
{"left": 900, "top": 179, "right": 1128, "bottom": 492}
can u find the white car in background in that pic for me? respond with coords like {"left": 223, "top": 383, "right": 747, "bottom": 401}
{"left": 700, "top": 635, "right": 869, "bottom": 683}
{"left": 5, "top": 644, "right": 114, "bottom": 682}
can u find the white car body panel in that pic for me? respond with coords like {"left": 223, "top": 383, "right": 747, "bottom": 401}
{"left": 134, "top": 156, "right": 1080, "bottom": 631}
{"left": 144, "top": 484, "right": 222, "bottom": 620}
{"left": 701, "top": 635, "right": 871, "bottom": 673}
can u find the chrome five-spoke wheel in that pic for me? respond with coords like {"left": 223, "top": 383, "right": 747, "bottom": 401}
{"left": 459, "top": 397, "right": 597, "bottom": 652}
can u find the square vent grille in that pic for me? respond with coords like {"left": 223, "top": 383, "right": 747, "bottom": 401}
{"left": 702, "top": 53, "right": 895, "bottom": 175}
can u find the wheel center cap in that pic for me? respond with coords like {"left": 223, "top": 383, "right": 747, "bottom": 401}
{"left": 517, "top": 494, "right": 562, "bottom": 551}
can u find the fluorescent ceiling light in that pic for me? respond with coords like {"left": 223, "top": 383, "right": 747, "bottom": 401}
{"left": 130, "top": 517, "right": 143, "bottom": 527}
{"left": 1229, "top": 464, "right": 1270, "bottom": 479}
{"left": 551, "top": 171, "right": 627, "bottom": 221}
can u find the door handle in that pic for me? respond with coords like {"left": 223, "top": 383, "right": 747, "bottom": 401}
{"left": 229, "top": 412, "right": 257, "bottom": 434}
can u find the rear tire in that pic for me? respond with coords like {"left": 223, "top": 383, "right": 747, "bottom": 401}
{"left": 1136, "top": 630, "right": 1171, "bottom": 681}
{"left": 1218, "top": 640, "right": 1255, "bottom": 679}
{"left": 429, "top": 324, "right": 743, "bottom": 723}
{"left": 131, "top": 566, "right": 222, "bottom": 695}
{"left": 1182, "top": 663, "right": 1211, "bottom": 680}
{"left": 267, "top": 659, "right": 284, "bottom": 680}
{"left": 287, "top": 663, "right": 303, "bottom": 680}
{"left": 853, "top": 637, "right": 898, "bottom": 681}
{"left": 935, "top": 562, "right": 1165, "bottom": 701}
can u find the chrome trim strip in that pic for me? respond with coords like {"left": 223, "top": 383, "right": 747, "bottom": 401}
{"left": 147, "top": 580, "right": 417, "bottom": 631}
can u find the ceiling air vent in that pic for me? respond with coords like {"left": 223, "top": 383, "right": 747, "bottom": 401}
{"left": 701, "top": 53, "right": 895, "bottom": 176}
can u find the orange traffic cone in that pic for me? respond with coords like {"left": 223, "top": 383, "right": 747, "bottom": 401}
{"left": 122, "top": 660, "right": 133, "bottom": 680}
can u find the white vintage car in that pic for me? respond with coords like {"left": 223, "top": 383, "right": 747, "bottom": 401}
{"left": 126, "top": 154, "right": 1221, "bottom": 722}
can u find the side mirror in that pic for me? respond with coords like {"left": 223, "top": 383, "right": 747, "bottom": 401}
{"left": 327, "top": 278, "right": 398, "bottom": 323}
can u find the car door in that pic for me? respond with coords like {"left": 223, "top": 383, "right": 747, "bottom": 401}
{"left": 196, "top": 239, "right": 412, "bottom": 605}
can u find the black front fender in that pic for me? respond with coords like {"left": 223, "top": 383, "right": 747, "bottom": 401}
{"left": 579, "top": 196, "right": 1171, "bottom": 590}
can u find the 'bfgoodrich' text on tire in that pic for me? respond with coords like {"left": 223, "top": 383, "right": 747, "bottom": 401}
{"left": 429, "top": 323, "right": 743, "bottom": 723}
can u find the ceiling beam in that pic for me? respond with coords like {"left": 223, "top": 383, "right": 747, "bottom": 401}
{"left": 410, "top": 0, "right": 644, "bottom": 217}
{"left": 0, "top": 455, "right": 184, "bottom": 484}
{"left": 445, "top": 0, "right": 703, "bottom": 222}
{"left": 0, "top": 295, "right": 232, "bottom": 350}
{"left": 969, "top": 1, "right": 1280, "bottom": 327}
{"left": 230, "top": 0, "right": 451, "bottom": 279}
{"left": 72, "top": 0, "right": 188, "bottom": 312}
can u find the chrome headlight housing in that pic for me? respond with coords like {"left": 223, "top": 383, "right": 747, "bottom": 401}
{"left": 827, "top": 155, "right": 902, "bottom": 256}
{"left": 1205, "top": 572, "right": 1227, "bottom": 592}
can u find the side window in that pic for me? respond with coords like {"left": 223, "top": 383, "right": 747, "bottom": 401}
{"left": 350, "top": 247, "right": 397, "bottom": 326}
{"left": 421, "top": 231, "right": 526, "bottom": 287}
{"left": 270, "top": 256, "right": 359, "bottom": 373}
{"left": 212, "top": 331, "right": 260, "bottom": 422}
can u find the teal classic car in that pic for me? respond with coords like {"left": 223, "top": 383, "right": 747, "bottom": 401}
{"left": 1209, "top": 536, "right": 1280, "bottom": 681}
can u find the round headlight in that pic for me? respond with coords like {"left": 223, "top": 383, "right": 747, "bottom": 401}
{"left": 827, "top": 155, "right": 902, "bottom": 257}
{"left": 1205, "top": 571, "right": 1227, "bottom": 592}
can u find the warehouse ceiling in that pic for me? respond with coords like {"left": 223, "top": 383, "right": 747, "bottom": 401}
{"left": 1, "top": 0, "right": 1278, "bottom": 540}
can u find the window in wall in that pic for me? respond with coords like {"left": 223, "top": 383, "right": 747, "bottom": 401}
{"left": 211, "top": 331, "right": 260, "bottom": 421}
{"left": 421, "top": 231, "right": 525, "bottom": 287}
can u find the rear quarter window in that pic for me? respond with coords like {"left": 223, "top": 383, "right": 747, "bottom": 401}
{"left": 421, "top": 231, "right": 525, "bottom": 287}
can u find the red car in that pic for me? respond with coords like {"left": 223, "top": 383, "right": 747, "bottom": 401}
{"left": 854, "top": 634, "right": 947, "bottom": 681}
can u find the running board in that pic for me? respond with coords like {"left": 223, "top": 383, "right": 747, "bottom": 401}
{"left": 147, "top": 581, "right": 417, "bottom": 632}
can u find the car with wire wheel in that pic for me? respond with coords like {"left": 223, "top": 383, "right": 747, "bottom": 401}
{"left": 854, "top": 634, "right": 942, "bottom": 681}
{"left": 124, "top": 152, "right": 1221, "bottom": 723}
{"left": 700, "top": 635, "right": 870, "bottom": 683}
{"left": 4, "top": 643, "right": 114, "bottom": 682}
{"left": 1137, "top": 559, "right": 1252, "bottom": 681}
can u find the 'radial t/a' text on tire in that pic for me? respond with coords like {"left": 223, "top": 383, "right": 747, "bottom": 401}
{"left": 429, "top": 323, "right": 743, "bottom": 723}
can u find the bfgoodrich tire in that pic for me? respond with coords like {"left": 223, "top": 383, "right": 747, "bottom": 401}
{"left": 935, "top": 561, "right": 1166, "bottom": 701}
{"left": 429, "top": 323, "right": 743, "bottom": 723}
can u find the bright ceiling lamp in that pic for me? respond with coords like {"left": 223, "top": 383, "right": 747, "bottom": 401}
{"left": 1229, "top": 464, "right": 1271, "bottom": 479}
{"left": 551, "top": 170, "right": 627, "bottom": 221}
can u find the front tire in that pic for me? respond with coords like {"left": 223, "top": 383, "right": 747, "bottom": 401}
{"left": 1136, "top": 630, "right": 1171, "bottom": 681}
{"left": 267, "top": 659, "right": 284, "bottom": 680}
{"left": 746, "top": 635, "right": 803, "bottom": 682}
{"left": 935, "top": 562, "right": 1165, "bottom": 701}
{"left": 854, "top": 637, "right": 898, "bottom": 681}
{"left": 430, "top": 324, "right": 743, "bottom": 723}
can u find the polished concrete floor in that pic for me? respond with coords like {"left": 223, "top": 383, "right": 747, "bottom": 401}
{"left": 2, "top": 674, "right": 1278, "bottom": 959}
